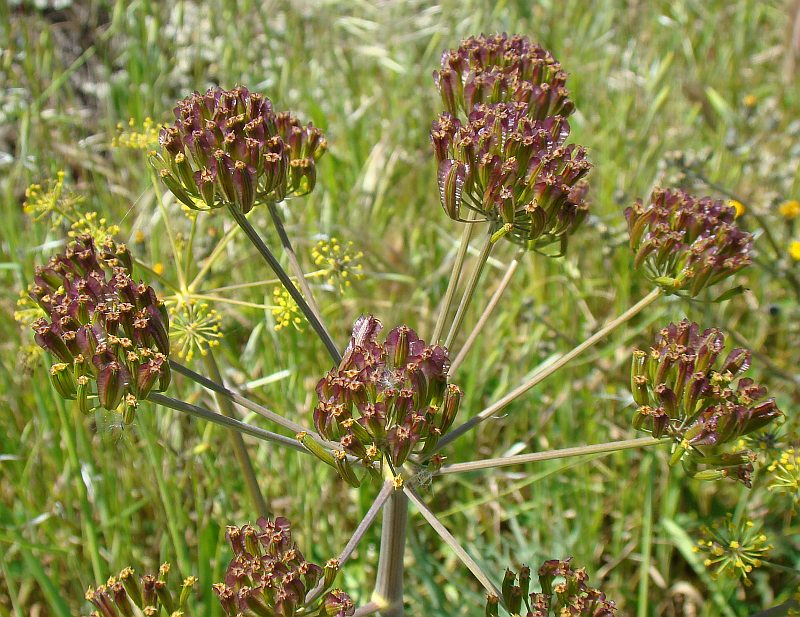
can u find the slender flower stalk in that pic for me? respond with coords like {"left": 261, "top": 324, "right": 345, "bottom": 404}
{"left": 372, "top": 483, "right": 408, "bottom": 617}
{"left": 437, "top": 437, "right": 670, "bottom": 475}
{"left": 444, "top": 231, "right": 494, "bottom": 349}
{"left": 203, "top": 351, "right": 270, "bottom": 517}
{"left": 435, "top": 288, "right": 662, "bottom": 452}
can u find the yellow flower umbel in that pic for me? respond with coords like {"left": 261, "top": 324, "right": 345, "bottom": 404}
{"left": 779, "top": 199, "right": 800, "bottom": 220}
{"left": 768, "top": 448, "right": 800, "bottom": 508}
{"left": 312, "top": 237, "right": 364, "bottom": 292}
{"left": 112, "top": 117, "right": 162, "bottom": 150}
{"left": 23, "top": 171, "right": 84, "bottom": 225}
{"left": 68, "top": 211, "right": 121, "bottom": 247}
{"left": 790, "top": 241, "right": 800, "bottom": 261}
{"left": 169, "top": 300, "right": 222, "bottom": 361}
{"left": 694, "top": 516, "right": 772, "bottom": 585}
{"left": 271, "top": 286, "right": 303, "bottom": 331}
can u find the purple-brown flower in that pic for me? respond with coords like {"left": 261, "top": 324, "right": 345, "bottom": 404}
{"left": 213, "top": 517, "right": 353, "bottom": 617}
{"left": 29, "top": 234, "right": 170, "bottom": 420}
{"left": 434, "top": 34, "right": 574, "bottom": 120}
{"left": 152, "top": 86, "right": 327, "bottom": 213}
{"left": 309, "top": 315, "right": 461, "bottom": 484}
{"left": 625, "top": 188, "right": 753, "bottom": 297}
{"left": 486, "top": 559, "right": 616, "bottom": 616}
{"left": 631, "top": 319, "right": 782, "bottom": 486}
{"left": 431, "top": 102, "right": 590, "bottom": 250}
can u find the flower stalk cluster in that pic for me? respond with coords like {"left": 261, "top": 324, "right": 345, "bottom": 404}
{"left": 431, "top": 104, "right": 590, "bottom": 249}
{"left": 308, "top": 315, "right": 461, "bottom": 485}
{"left": 433, "top": 33, "right": 574, "bottom": 120}
{"left": 485, "top": 559, "right": 616, "bottom": 616}
{"left": 694, "top": 516, "right": 772, "bottom": 585}
{"left": 85, "top": 562, "right": 197, "bottom": 617}
{"left": 153, "top": 86, "right": 326, "bottom": 213}
{"left": 30, "top": 235, "right": 170, "bottom": 421}
{"left": 625, "top": 188, "right": 753, "bottom": 297}
{"left": 213, "top": 517, "right": 354, "bottom": 617}
{"left": 631, "top": 319, "right": 782, "bottom": 486}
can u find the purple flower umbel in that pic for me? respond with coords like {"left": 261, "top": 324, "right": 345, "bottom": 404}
{"left": 213, "top": 517, "right": 353, "bottom": 617}
{"left": 30, "top": 235, "right": 170, "bottom": 420}
{"left": 631, "top": 319, "right": 782, "bottom": 486}
{"left": 431, "top": 102, "right": 590, "bottom": 250}
{"left": 310, "top": 315, "right": 461, "bottom": 483}
{"left": 153, "top": 86, "right": 327, "bottom": 213}
{"left": 434, "top": 34, "right": 574, "bottom": 120}
{"left": 625, "top": 188, "right": 753, "bottom": 297}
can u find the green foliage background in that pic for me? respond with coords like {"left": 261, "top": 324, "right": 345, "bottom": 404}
{"left": 1, "top": 1, "right": 798, "bottom": 615}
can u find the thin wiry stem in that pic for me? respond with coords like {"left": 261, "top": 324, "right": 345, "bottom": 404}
{"left": 450, "top": 249, "right": 523, "bottom": 373}
{"left": 188, "top": 221, "right": 240, "bottom": 292}
{"left": 169, "top": 360, "right": 334, "bottom": 447}
{"left": 436, "top": 287, "right": 663, "bottom": 452}
{"left": 304, "top": 481, "right": 394, "bottom": 605}
{"left": 437, "top": 437, "right": 670, "bottom": 475}
{"left": 404, "top": 486, "right": 501, "bottom": 600}
{"left": 146, "top": 392, "right": 308, "bottom": 454}
{"left": 267, "top": 200, "right": 327, "bottom": 325}
{"left": 149, "top": 168, "right": 187, "bottom": 291}
{"left": 226, "top": 203, "right": 342, "bottom": 363}
{"left": 444, "top": 231, "right": 494, "bottom": 349}
{"left": 202, "top": 351, "right": 270, "bottom": 518}
{"left": 431, "top": 215, "right": 478, "bottom": 343}
{"left": 373, "top": 484, "right": 408, "bottom": 617}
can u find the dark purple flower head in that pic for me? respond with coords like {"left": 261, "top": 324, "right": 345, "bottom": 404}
{"left": 488, "top": 559, "right": 616, "bottom": 616}
{"left": 631, "top": 319, "right": 782, "bottom": 486}
{"left": 214, "top": 516, "right": 352, "bottom": 617}
{"left": 153, "top": 87, "right": 326, "bottom": 213}
{"left": 310, "top": 315, "right": 461, "bottom": 480}
{"left": 29, "top": 235, "right": 170, "bottom": 420}
{"left": 625, "top": 188, "right": 753, "bottom": 297}
{"left": 434, "top": 34, "right": 574, "bottom": 120}
{"left": 431, "top": 102, "right": 591, "bottom": 250}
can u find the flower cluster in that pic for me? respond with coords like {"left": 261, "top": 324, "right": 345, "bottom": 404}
{"left": 694, "top": 516, "right": 772, "bottom": 585}
{"left": 485, "top": 559, "right": 616, "bottom": 616}
{"left": 433, "top": 34, "right": 574, "bottom": 120}
{"left": 85, "top": 562, "right": 197, "bottom": 617}
{"left": 169, "top": 299, "right": 222, "bottom": 361}
{"left": 631, "top": 319, "right": 782, "bottom": 486}
{"left": 312, "top": 238, "right": 364, "bottom": 292}
{"left": 153, "top": 86, "right": 326, "bottom": 214}
{"left": 431, "top": 103, "right": 590, "bottom": 249}
{"left": 767, "top": 447, "right": 800, "bottom": 507}
{"left": 308, "top": 315, "right": 461, "bottom": 485}
{"left": 625, "top": 188, "right": 753, "bottom": 297}
{"left": 30, "top": 235, "right": 170, "bottom": 421}
{"left": 213, "top": 517, "right": 353, "bottom": 617}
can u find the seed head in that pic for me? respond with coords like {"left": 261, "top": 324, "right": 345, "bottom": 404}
{"left": 434, "top": 34, "right": 574, "bottom": 120}
{"left": 85, "top": 562, "right": 194, "bottom": 616}
{"left": 215, "top": 516, "right": 353, "bottom": 617}
{"left": 152, "top": 87, "right": 326, "bottom": 214}
{"left": 310, "top": 315, "right": 461, "bottom": 481}
{"left": 431, "top": 102, "right": 590, "bottom": 250}
{"left": 625, "top": 188, "right": 753, "bottom": 297}
{"left": 631, "top": 319, "right": 782, "bottom": 486}
{"left": 29, "top": 235, "right": 170, "bottom": 420}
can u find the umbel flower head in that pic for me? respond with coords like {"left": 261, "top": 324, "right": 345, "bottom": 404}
{"left": 431, "top": 102, "right": 590, "bottom": 250}
{"left": 625, "top": 188, "right": 753, "bottom": 297}
{"left": 434, "top": 34, "right": 574, "bottom": 120}
{"left": 152, "top": 86, "right": 326, "bottom": 214}
{"left": 485, "top": 559, "right": 617, "bottom": 616}
{"left": 213, "top": 517, "right": 354, "bottom": 617}
{"left": 29, "top": 234, "right": 170, "bottom": 421}
{"left": 631, "top": 319, "right": 782, "bottom": 486}
{"left": 693, "top": 516, "right": 772, "bottom": 585}
{"left": 85, "top": 562, "right": 197, "bottom": 617}
{"left": 309, "top": 315, "right": 461, "bottom": 485}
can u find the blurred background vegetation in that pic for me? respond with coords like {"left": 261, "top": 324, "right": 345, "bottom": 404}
{"left": 1, "top": 0, "right": 799, "bottom": 615}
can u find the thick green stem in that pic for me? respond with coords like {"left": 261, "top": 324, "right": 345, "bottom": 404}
{"left": 267, "top": 201, "right": 326, "bottom": 325}
{"left": 444, "top": 232, "right": 494, "bottom": 349}
{"left": 431, "top": 218, "right": 478, "bottom": 343}
{"left": 436, "top": 287, "right": 663, "bottom": 452}
{"left": 226, "top": 203, "right": 342, "bottom": 363}
{"left": 202, "top": 352, "right": 270, "bottom": 518}
{"left": 437, "top": 437, "right": 670, "bottom": 474}
{"left": 450, "top": 249, "right": 522, "bottom": 373}
{"left": 373, "top": 486, "right": 408, "bottom": 617}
